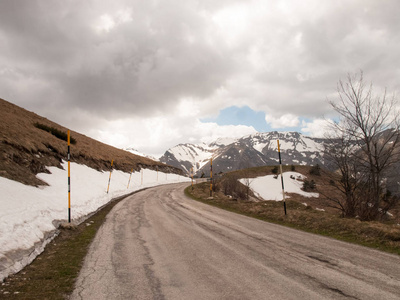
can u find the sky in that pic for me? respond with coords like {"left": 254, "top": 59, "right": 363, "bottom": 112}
{"left": 1, "top": 0, "right": 399, "bottom": 157}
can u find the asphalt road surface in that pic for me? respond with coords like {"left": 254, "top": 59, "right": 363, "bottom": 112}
{"left": 71, "top": 183, "right": 400, "bottom": 300}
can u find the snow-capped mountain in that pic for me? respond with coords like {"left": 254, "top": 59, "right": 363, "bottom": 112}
{"left": 124, "top": 147, "right": 159, "bottom": 161}
{"left": 159, "top": 131, "right": 327, "bottom": 176}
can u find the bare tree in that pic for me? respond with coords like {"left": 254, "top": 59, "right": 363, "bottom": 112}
{"left": 325, "top": 71, "right": 400, "bottom": 220}
{"left": 242, "top": 176, "right": 253, "bottom": 201}
{"left": 323, "top": 132, "right": 368, "bottom": 217}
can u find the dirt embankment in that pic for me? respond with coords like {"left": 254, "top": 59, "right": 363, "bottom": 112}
{"left": 0, "top": 98, "right": 183, "bottom": 186}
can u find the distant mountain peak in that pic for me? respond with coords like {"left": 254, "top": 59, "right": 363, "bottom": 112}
{"left": 159, "top": 131, "right": 327, "bottom": 175}
{"left": 124, "top": 147, "right": 159, "bottom": 161}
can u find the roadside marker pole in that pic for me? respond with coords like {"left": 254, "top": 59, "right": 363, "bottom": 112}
{"left": 191, "top": 167, "right": 194, "bottom": 190}
{"left": 67, "top": 130, "right": 71, "bottom": 223}
{"left": 107, "top": 159, "right": 113, "bottom": 194}
{"left": 210, "top": 158, "right": 213, "bottom": 197}
{"left": 277, "top": 140, "right": 287, "bottom": 215}
{"left": 127, "top": 168, "right": 133, "bottom": 189}
{"left": 157, "top": 166, "right": 158, "bottom": 182}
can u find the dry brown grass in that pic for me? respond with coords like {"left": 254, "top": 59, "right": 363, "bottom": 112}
{"left": 186, "top": 167, "right": 400, "bottom": 255}
{"left": 0, "top": 98, "right": 182, "bottom": 186}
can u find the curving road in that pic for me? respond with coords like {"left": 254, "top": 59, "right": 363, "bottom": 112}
{"left": 71, "top": 183, "right": 400, "bottom": 300}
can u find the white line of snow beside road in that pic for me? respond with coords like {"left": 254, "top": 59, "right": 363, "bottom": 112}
{"left": 0, "top": 161, "right": 190, "bottom": 281}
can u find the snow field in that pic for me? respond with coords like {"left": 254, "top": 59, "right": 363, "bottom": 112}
{"left": 0, "top": 161, "right": 189, "bottom": 281}
{"left": 240, "top": 172, "right": 319, "bottom": 201}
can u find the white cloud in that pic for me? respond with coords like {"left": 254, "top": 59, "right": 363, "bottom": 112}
{"left": 301, "top": 118, "right": 332, "bottom": 138}
{"left": 90, "top": 114, "right": 256, "bottom": 158}
{"left": 265, "top": 113, "right": 300, "bottom": 128}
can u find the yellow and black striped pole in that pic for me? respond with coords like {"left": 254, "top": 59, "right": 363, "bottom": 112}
{"left": 127, "top": 168, "right": 133, "bottom": 189}
{"left": 157, "top": 166, "right": 158, "bottom": 182}
{"left": 277, "top": 140, "right": 287, "bottom": 215}
{"left": 210, "top": 157, "right": 213, "bottom": 197}
{"left": 68, "top": 130, "right": 71, "bottom": 223}
{"left": 107, "top": 159, "right": 113, "bottom": 194}
{"left": 191, "top": 167, "right": 194, "bottom": 190}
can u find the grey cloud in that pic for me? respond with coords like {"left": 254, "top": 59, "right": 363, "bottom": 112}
{"left": 0, "top": 0, "right": 236, "bottom": 120}
{"left": 1, "top": 0, "right": 400, "bottom": 153}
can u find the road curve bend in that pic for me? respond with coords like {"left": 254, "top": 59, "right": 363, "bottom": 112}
{"left": 71, "top": 183, "right": 400, "bottom": 300}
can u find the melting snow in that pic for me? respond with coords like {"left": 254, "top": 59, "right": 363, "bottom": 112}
{"left": 0, "top": 161, "right": 189, "bottom": 281}
{"left": 239, "top": 172, "right": 319, "bottom": 201}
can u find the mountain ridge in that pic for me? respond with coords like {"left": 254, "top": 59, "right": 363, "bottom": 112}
{"left": 160, "top": 131, "right": 327, "bottom": 176}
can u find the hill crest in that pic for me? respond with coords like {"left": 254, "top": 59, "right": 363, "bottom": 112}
{"left": 0, "top": 98, "right": 182, "bottom": 186}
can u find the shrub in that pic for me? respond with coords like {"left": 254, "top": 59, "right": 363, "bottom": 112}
{"left": 271, "top": 166, "right": 278, "bottom": 174}
{"left": 309, "top": 164, "right": 321, "bottom": 176}
{"left": 303, "top": 179, "right": 316, "bottom": 191}
{"left": 34, "top": 123, "right": 76, "bottom": 144}
{"left": 220, "top": 175, "right": 248, "bottom": 201}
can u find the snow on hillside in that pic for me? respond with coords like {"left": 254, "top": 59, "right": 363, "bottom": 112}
{"left": 168, "top": 143, "right": 216, "bottom": 172}
{"left": 160, "top": 131, "right": 328, "bottom": 176}
{"left": 209, "top": 137, "right": 238, "bottom": 147}
{"left": 244, "top": 132, "right": 323, "bottom": 153}
{"left": 124, "top": 147, "right": 159, "bottom": 161}
{"left": 0, "top": 162, "right": 189, "bottom": 281}
{"left": 240, "top": 172, "right": 319, "bottom": 201}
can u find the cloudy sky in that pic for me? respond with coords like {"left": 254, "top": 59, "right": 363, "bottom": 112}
{"left": 1, "top": 0, "right": 399, "bottom": 157}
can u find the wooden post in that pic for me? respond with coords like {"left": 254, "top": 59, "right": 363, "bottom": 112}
{"left": 107, "top": 160, "right": 113, "bottom": 194}
{"left": 210, "top": 158, "right": 213, "bottom": 197}
{"left": 127, "top": 168, "right": 133, "bottom": 189}
{"left": 67, "top": 130, "right": 71, "bottom": 223}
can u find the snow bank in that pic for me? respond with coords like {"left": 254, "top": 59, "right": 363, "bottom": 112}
{"left": 0, "top": 161, "right": 189, "bottom": 281}
{"left": 240, "top": 172, "right": 319, "bottom": 201}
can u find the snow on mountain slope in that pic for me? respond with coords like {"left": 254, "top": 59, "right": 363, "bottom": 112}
{"left": 160, "top": 131, "right": 327, "bottom": 176}
{"left": 161, "top": 143, "right": 218, "bottom": 173}
{"left": 241, "top": 131, "right": 323, "bottom": 154}
{"left": 124, "top": 147, "right": 159, "bottom": 161}
{"left": 209, "top": 137, "right": 238, "bottom": 147}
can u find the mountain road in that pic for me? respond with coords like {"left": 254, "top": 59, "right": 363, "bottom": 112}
{"left": 71, "top": 182, "right": 400, "bottom": 299}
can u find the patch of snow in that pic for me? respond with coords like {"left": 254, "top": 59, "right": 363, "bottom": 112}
{"left": 212, "top": 137, "right": 237, "bottom": 147}
{"left": 278, "top": 140, "right": 292, "bottom": 151}
{"left": 253, "top": 142, "right": 268, "bottom": 153}
{"left": 315, "top": 208, "right": 325, "bottom": 212}
{"left": 0, "top": 161, "right": 190, "bottom": 281}
{"left": 302, "top": 137, "right": 323, "bottom": 152}
{"left": 239, "top": 172, "right": 319, "bottom": 201}
{"left": 124, "top": 147, "right": 158, "bottom": 161}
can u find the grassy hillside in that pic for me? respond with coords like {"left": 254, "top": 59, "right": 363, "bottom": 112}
{"left": 0, "top": 98, "right": 183, "bottom": 186}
